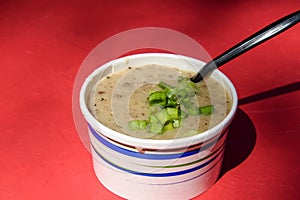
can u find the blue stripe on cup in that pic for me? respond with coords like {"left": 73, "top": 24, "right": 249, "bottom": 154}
{"left": 129, "top": 154, "right": 224, "bottom": 186}
{"left": 91, "top": 143, "right": 223, "bottom": 177}
{"left": 89, "top": 124, "right": 225, "bottom": 160}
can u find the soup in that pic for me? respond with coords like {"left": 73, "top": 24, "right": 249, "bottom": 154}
{"left": 90, "top": 64, "right": 232, "bottom": 139}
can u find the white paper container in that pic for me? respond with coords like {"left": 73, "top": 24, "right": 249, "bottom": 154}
{"left": 80, "top": 53, "right": 238, "bottom": 200}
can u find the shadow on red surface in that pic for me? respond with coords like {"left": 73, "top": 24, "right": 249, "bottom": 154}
{"left": 238, "top": 81, "right": 300, "bottom": 105}
{"left": 220, "top": 81, "right": 300, "bottom": 177}
{"left": 219, "top": 108, "right": 256, "bottom": 178}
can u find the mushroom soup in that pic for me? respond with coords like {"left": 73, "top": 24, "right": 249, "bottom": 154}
{"left": 89, "top": 64, "right": 232, "bottom": 139}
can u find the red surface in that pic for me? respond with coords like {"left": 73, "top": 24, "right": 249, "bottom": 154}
{"left": 1, "top": 0, "right": 299, "bottom": 199}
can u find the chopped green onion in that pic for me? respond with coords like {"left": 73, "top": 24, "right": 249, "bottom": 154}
{"left": 176, "top": 76, "right": 197, "bottom": 95}
{"left": 149, "top": 122, "right": 164, "bottom": 134}
{"left": 166, "top": 107, "right": 180, "bottom": 119}
{"left": 199, "top": 105, "right": 214, "bottom": 115}
{"left": 172, "top": 119, "right": 181, "bottom": 128}
{"left": 155, "top": 107, "right": 179, "bottom": 124}
{"left": 149, "top": 105, "right": 161, "bottom": 114}
{"left": 128, "top": 120, "right": 148, "bottom": 130}
{"left": 165, "top": 94, "right": 178, "bottom": 107}
{"left": 149, "top": 116, "right": 164, "bottom": 134}
{"left": 148, "top": 91, "right": 167, "bottom": 106}
{"left": 128, "top": 75, "right": 215, "bottom": 135}
{"left": 158, "top": 81, "right": 174, "bottom": 90}
{"left": 163, "top": 122, "right": 174, "bottom": 132}
{"left": 156, "top": 109, "right": 170, "bottom": 124}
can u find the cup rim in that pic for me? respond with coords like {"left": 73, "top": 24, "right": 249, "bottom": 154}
{"left": 79, "top": 53, "right": 238, "bottom": 149}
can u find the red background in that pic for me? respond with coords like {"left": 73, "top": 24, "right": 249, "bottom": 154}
{"left": 1, "top": 0, "right": 299, "bottom": 199}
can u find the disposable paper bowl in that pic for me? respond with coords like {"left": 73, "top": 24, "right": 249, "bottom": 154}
{"left": 80, "top": 53, "right": 238, "bottom": 200}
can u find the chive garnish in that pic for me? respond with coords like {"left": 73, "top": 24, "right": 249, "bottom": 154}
{"left": 128, "top": 76, "right": 214, "bottom": 134}
{"left": 128, "top": 120, "right": 147, "bottom": 130}
{"left": 199, "top": 105, "right": 214, "bottom": 115}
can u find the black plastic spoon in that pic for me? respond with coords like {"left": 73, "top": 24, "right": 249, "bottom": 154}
{"left": 190, "top": 10, "right": 300, "bottom": 83}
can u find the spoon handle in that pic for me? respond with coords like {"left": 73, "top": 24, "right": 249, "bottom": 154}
{"left": 191, "top": 10, "right": 300, "bottom": 83}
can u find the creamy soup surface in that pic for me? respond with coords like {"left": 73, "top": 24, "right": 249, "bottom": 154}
{"left": 90, "top": 64, "right": 232, "bottom": 139}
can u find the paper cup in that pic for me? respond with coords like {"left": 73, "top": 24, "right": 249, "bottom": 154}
{"left": 80, "top": 53, "right": 238, "bottom": 200}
